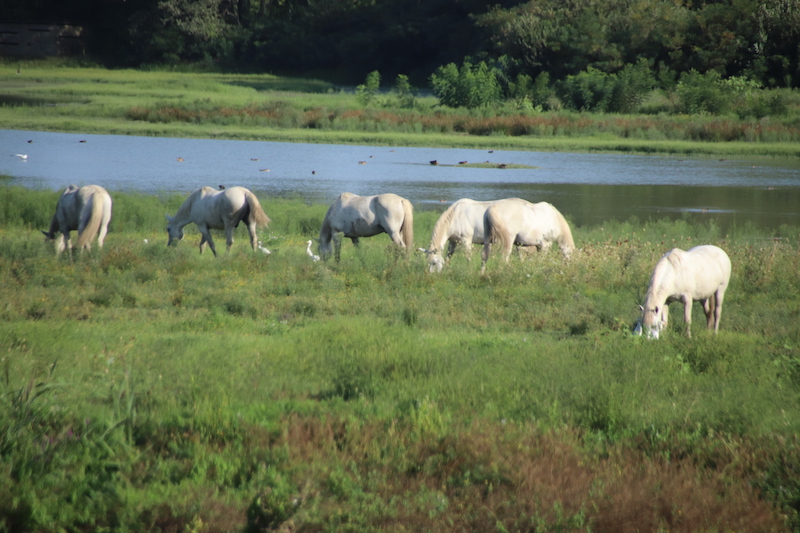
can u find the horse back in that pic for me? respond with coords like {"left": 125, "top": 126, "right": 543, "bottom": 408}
{"left": 686, "top": 245, "right": 732, "bottom": 291}
{"left": 655, "top": 245, "right": 731, "bottom": 300}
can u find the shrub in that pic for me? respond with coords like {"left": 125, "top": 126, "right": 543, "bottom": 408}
{"left": 393, "top": 74, "right": 417, "bottom": 109}
{"left": 559, "top": 60, "right": 655, "bottom": 113}
{"left": 559, "top": 67, "right": 616, "bottom": 112}
{"left": 355, "top": 70, "right": 381, "bottom": 106}
{"left": 608, "top": 59, "right": 656, "bottom": 113}
{"left": 675, "top": 70, "right": 729, "bottom": 114}
{"left": 430, "top": 60, "right": 502, "bottom": 108}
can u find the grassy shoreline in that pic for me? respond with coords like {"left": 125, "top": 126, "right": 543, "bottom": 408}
{"left": 1, "top": 187, "right": 799, "bottom": 531}
{"left": 1, "top": 63, "right": 799, "bottom": 158}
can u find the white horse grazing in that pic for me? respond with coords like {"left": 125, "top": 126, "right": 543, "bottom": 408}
{"left": 319, "top": 192, "right": 414, "bottom": 261}
{"left": 480, "top": 198, "right": 575, "bottom": 274}
{"left": 166, "top": 186, "right": 271, "bottom": 256}
{"left": 636, "top": 245, "right": 732, "bottom": 339}
{"left": 419, "top": 198, "right": 497, "bottom": 273}
{"left": 42, "top": 184, "right": 113, "bottom": 256}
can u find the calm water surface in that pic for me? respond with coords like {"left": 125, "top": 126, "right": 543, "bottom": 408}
{"left": 3, "top": 129, "right": 799, "bottom": 230}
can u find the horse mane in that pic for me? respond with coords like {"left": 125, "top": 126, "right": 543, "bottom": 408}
{"left": 664, "top": 248, "right": 687, "bottom": 269}
{"left": 174, "top": 187, "right": 210, "bottom": 220}
{"left": 428, "top": 202, "right": 459, "bottom": 251}
{"left": 646, "top": 249, "right": 683, "bottom": 302}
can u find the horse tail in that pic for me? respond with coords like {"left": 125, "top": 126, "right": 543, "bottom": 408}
{"left": 555, "top": 208, "right": 575, "bottom": 256}
{"left": 77, "top": 192, "right": 104, "bottom": 250}
{"left": 487, "top": 206, "right": 511, "bottom": 254}
{"left": 400, "top": 198, "right": 414, "bottom": 250}
{"left": 245, "top": 190, "right": 271, "bottom": 228}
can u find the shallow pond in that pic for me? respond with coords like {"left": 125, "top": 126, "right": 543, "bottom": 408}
{"left": 3, "top": 129, "right": 800, "bottom": 230}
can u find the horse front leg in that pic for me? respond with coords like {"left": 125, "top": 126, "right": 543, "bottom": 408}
{"left": 56, "top": 231, "right": 69, "bottom": 256}
{"left": 502, "top": 241, "right": 514, "bottom": 264}
{"left": 199, "top": 227, "right": 217, "bottom": 256}
{"left": 480, "top": 242, "right": 491, "bottom": 275}
{"left": 683, "top": 296, "right": 693, "bottom": 338}
{"left": 334, "top": 234, "right": 342, "bottom": 262}
{"left": 450, "top": 240, "right": 461, "bottom": 262}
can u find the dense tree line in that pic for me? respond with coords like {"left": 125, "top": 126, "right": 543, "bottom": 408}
{"left": 3, "top": 0, "right": 799, "bottom": 91}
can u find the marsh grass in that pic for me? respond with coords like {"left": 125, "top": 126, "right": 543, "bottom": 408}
{"left": 1, "top": 186, "right": 799, "bottom": 531}
{"left": 2, "top": 63, "right": 800, "bottom": 156}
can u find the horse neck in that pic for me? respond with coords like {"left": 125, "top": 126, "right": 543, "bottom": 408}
{"left": 172, "top": 190, "right": 201, "bottom": 225}
{"left": 556, "top": 212, "right": 575, "bottom": 250}
{"left": 647, "top": 259, "right": 677, "bottom": 304}
{"left": 46, "top": 212, "right": 59, "bottom": 236}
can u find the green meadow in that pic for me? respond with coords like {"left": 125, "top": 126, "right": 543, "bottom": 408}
{"left": 1, "top": 185, "right": 799, "bottom": 532}
{"left": 2, "top": 62, "right": 800, "bottom": 157}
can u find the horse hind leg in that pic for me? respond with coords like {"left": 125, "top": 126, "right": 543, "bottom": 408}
{"left": 713, "top": 290, "right": 725, "bottom": 333}
{"left": 247, "top": 222, "right": 258, "bottom": 251}
{"left": 225, "top": 224, "right": 235, "bottom": 252}
{"left": 97, "top": 223, "right": 108, "bottom": 248}
{"left": 97, "top": 209, "right": 111, "bottom": 248}
{"left": 703, "top": 295, "right": 716, "bottom": 330}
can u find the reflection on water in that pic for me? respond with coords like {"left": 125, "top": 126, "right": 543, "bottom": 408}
{"left": 2, "top": 129, "right": 799, "bottom": 230}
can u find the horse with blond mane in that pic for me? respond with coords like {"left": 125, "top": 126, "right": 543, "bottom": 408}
{"left": 480, "top": 199, "right": 574, "bottom": 274}
{"left": 635, "top": 245, "right": 731, "bottom": 339}
{"left": 166, "top": 186, "right": 270, "bottom": 256}
{"left": 42, "top": 184, "right": 113, "bottom": 256}
{"left": 419, "top": 198, "right": 496, "bottom": 273}
{"left": 319, "top": 192, "right": 413, "bottom": 261}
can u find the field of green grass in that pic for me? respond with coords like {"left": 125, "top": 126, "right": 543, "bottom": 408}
{"left": 2, "top": 61, "right": 800, "bottom": 157}
{"left": 1, "top": 185, "right": 799, "bottom": 532}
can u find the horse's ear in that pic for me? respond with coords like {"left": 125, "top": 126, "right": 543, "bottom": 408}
{"left": 165, "top": 214, "right": 172, "bottom": 222}
{"left": 41, "top": 230, "right": 52, "bottom": 239}
{"left": 417, "top": 247, "right": 429, "bottom": 254}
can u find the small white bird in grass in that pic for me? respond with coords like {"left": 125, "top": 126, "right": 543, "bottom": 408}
{"left": 306, "top": 240, "right": 320, "bottom": 262}
{"left": 257, "top": 240, "right": 271, "bottom": 254}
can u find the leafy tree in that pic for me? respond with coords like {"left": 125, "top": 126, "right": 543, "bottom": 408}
{"left": 608, "top": 59, "right": 656, "bottom": 113}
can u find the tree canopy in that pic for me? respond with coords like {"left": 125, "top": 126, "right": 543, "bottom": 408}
{"left": 2, "top": 0, "right": 799, "bottom": 89}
